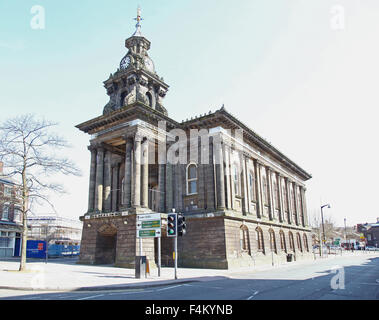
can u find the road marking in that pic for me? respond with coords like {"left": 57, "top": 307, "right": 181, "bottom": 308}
{"left": 359, "top": 283, "right": 379, "bottom": 286}
{"left": 183, "top": 284, "right": 223, "bottom": 290}
{"left": 113, "top": 290, "right": 155, "bottom": 295}
{"left": 76, "top": 294, "right": 104, "bottom": 300}
{"left": 247, "top": 291, "right": 259, "bottom": 300}
{"left": 156, "top": 285, "right": 183, "bottom": 292}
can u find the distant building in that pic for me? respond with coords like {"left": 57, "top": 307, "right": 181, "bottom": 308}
{"left": 27, "top": 215, "right": 82, "bottom": 245}
{"left": 357, "top": 218, "right": 379, "bottom": 248}
{"left": 0, "top": 162, "right": 23, "bottom": 257}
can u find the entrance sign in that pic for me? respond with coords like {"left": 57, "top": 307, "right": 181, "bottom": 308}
{"left": 136, "top": 213, "right": 161, "bottom": 238}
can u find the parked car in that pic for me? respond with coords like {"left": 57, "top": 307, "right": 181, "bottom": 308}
{"left": 366, "top": 246, "right": 378, "bottom": 251}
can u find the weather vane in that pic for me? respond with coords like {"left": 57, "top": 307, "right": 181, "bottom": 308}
{"left": 134, "top": 6, "right": 143, "bottom": 27}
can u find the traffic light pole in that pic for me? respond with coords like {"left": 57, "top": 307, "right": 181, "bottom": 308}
{"left": 174, "top": 234, "right": 178, "bottom": 280}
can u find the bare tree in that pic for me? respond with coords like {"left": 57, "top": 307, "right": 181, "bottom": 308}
{"left": 0, "top": 114, "right": 81, "bottom": 271}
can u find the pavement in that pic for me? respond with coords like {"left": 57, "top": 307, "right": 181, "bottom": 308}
{"left": 0, "top": 251, "right": 378, "bottom": 292}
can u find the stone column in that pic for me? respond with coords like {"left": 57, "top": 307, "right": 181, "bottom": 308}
{"left": 300, "top": 187, "right": 308, "bottom": 227}
{"left": 254, "top": 159, "right": 263, "bottom": 218}
{"left": 124, "top": 140, "right": 133, "bottom": 208}
{"left": 165, "top": 163, "right": 173, "bottom": 212}
{"left": 158, "top": 164, "right": 165, "bottom": 212}
{"left": 132, "top": 135, "right": 142, "bottom": 208}
{"left": 277, "top": 173, "right": 285, "bottom": 223}
{"left": 285, "top": 178, "right": 292, "bottom": 224}
{"left": 294, "top": 185, "right": 299, "bottom": 226}
{"left": 87, "top": 147, "right": 97, "bottom": 213}
{"left": 141, "top": 139, "right": 149, "bottom": 208}
{"left": 293, "top": 184, "right": 300, "bottom": 226}
{"left": 223, "top": 143, "right": 232, "bottom": 209}
{"left": 215, "top": 136, "right": 226, "bottom": 209}
{"left": 266, "top": 167, "right": 274, "bottom": 220}
{"left": 103, "top": 151, "right": 112, "bottom": 212}
{"left": 94, "top": 147, "right": 104, "bottom": 212}
{"left": 206, "top": 137, "right": 216, "bottom": 211}
{"left": 241, "top": 154, "right": 249, "bottom": 214}
{"left": 111, "top": 163, "right": 119, "bottom": 212}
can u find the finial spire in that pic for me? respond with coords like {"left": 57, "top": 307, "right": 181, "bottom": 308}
{"left": 132, "top": 6, "right": 143, "bottom": 37}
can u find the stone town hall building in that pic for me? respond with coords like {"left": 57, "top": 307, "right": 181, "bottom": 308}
{"left": 77, "top": 11, "right": 313, "bottom": 269}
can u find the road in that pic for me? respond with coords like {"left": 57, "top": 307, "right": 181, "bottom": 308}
{"left": 0, "top": 254, "right": 378, "bottom": 300}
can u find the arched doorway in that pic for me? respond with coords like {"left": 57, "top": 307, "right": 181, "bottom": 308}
{"left": 95, "top": 223, "right": 117, "bottom": 265}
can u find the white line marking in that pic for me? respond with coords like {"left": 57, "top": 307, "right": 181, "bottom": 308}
{"left": 76, "top": 294, "right": 104, "bottom": 300}
{"left": 155, "top": 285, "right": 183, "bottom": 292}
{"left": 247, "top": 291, "right": 259, "bottom": 300}
{"left": 183, "top": 284, "right": 223, "bottom": 289}
{"left": 117, "top": 290, "right": 155, "bottom": 295}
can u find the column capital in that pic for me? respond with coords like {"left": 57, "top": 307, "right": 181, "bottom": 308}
{"left": 254, "top": 158, "right": 265, "bottom": 167}
{"left": 96, "top": 146, "right": 105, "bottom": 153}
{"left": 265, "top": 166, "right": 274, "bottom": 173}
{"left": 134, "top": 133, "right": 143, "bottom": 142}
{"left": 88, "top": 145, "right": 97, "bottom": 152}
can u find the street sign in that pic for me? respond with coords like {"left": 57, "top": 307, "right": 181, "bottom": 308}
{"left": 136, "top": 213, "right": 161, "bottom": 238}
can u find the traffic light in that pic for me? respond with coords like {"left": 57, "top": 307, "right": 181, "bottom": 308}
{"left": 177, "top": 213, "right": 186, "bottom": 237}
{"left": 167, "top": 213, "right": 177, "bottom": 237}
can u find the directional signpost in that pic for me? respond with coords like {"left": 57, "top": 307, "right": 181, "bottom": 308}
{"left": 136, "top": 213, "right": 161, "bottom": 238}
{"left": 136, "top": 213, "right": 162, "bottom": 277}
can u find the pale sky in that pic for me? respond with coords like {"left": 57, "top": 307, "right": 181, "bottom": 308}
{"left": 1, "top": 0, "right": 378, "bottom": 227}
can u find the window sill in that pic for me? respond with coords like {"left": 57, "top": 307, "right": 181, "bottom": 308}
{"left": 185, "top": 193, "right": 198, "bottom": 197}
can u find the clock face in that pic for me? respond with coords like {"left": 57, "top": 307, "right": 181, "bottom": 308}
{"left": 144, "top": 56, "right": 155, "bottom": 73}
{"left": 120, "top": 55, "right": 131, "bottom": 70}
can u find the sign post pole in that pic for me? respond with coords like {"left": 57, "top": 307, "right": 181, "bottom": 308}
{"left": 158, "top": 236, "right": 161, "bottom": 277}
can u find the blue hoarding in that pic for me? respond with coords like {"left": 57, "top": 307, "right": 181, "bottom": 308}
{"left": 26, "top": 240, "right": 46, "bottom": 259}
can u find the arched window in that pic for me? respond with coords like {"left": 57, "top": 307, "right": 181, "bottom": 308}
{"left": 146, "top": 92, "right": 153, "bottom": 108}
{"left": 248, "top": 171, "right": 256, "bottom": 202}
{"left": 303, "top": 233, "right": 309, "bottom": 252}
{"left": 240, "top": 226, "right": 250, "bottom": 254}
{"left": 289, "top": 232, "right": 295, "bottom": 252}
{"left": 279, "top": 230, "right": 287, "bottom": 253}
{"left": 120, "top": 91, "right": 128, "bottom": 107}
{"left": 186, "top": 163, "right": 198, "bottom": 195}
{"left": 269, "top": 229, "right": 277, "bottom": 254}
{"left": 296, "top": 233, "right": 302, "bottom": 252}
{"left": 233, "top": 164, "right": 240, "bottom": 196}
{"left": 256, "top": 227, "right": 264, "bottom": 253}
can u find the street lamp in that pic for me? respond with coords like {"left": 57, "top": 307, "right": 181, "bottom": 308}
{"left": 320, "top": 204, "right": 331, "bottom": 246}
{"left": 344, "top": 218, "right": 347, "bottom": 249}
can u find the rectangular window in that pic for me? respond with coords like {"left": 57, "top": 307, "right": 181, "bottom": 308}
{"left": 0, "top": 237, "right": 11, "bottom": 248}
{"left": 233, "top": 165, "right": 240, "bottom": 196}
{"left": 14, "top": 208, "right": 22, "bottom": 222}
{"left": 249, "top": 172, "right": 255, "bottom": 202}
{"left": 2, "top": 205, "right": 9, "bottom": 221}
{"left": 4, "top": 186, "right": 12, "bottom": 197}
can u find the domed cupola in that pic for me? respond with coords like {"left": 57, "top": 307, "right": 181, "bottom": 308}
{"left": 103, "top": 7, "right": 169, "bottom": 116}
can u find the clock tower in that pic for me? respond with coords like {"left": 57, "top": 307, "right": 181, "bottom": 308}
{"left": 103, "top": 8, "right": 169, "bottom": 116}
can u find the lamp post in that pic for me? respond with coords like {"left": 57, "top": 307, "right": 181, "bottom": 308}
{"left": 344, "top": 218, "right": 347, "bottom": 249}
{"left": 320, "top": 204, "right": 330, "bottom": 251}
